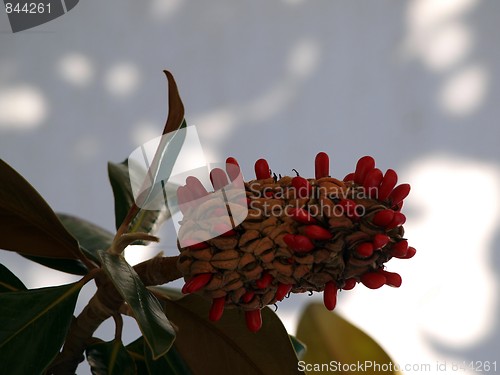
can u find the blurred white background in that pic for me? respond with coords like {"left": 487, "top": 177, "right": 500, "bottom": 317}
{"left": 1, "top": 0, "right": 499, "bottom": 374}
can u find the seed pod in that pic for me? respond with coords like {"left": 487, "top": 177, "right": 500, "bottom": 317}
{"left": 304, "top": 225, "right": 332, "bottom": 240}
{"left": 209, "top": 297, "right": 226, "bottom": 321}
{"left": 354, "top": 156, "right": 375, "bottom": 184}
{"left": 241, "top": 291, "right": 255, "bottom": 303}
{"left": 245, "top": 309, "right": 263, "bottom": 332}
{"left": 400, "top": 246, "right": 416, "bottom": 259}
{"left": 315, "top": 152, "right": 330, "bottom": 179}
{"left": 389, "top": 184, "right": 411, "bottom": 207}
{"left": 342, "top": 278, "right": 357, "bottom": 290}
{"left": 391, "top": 240, "right": 408, "bottom": 258}
{"left": 255, "top": 159, "right": 271, "bottom": 179}
{"left": 360, "top": 272, "right": 386, "bottom": 289}
{"left": 323, "top": 281, "right": 338, "bottom": 310}
{"left": 356, "top": 242, "right": 374, "bottom": 258}
{"left": 275, "top": 283, "right": 293, "bottom": 301}
{"left": 182, "top": 273, "right": 213, "bottom": 294}
{"left": 339, "top": 199, "right": 359, "bottom": 219}
{"left": 283, "top": 234, "right": 315, "bottom": 253}
{"left": 291, "top": 176, "right": 311, "bottom": 198}
{"left": 372, "top": 209, "right": 395, "bottom": 227}
{"left": 372, "top": 234, "right": 390, "bottom": 249}
{"left": 378, "top": 169, "right": 398, "bottom": 201}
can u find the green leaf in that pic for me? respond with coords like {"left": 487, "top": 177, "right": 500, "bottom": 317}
{"left": 0, "top": 160, "right": 84, "bottom": 261}
{"left": 98, "top": 251, "right": 176, "bottom": 359}
{"left": 86, "top": 339, "right": 136, "bottom": 375}
{"left": 289, "top": 335, "right": 307, "bottom": 361}
{"left": 57, "top": 213, "right": 114, "bottom": 263}
{"left": 145, "top": 338, "right": 193, "bottom": 375}
{"left": 296, "top": 303, "right": 402, "bottom": 375}
{"left": 0, "top": 263, "right": 27, "bottom": 292}
{"left": 126, "top": 337, "right": 149, "bottom": 375}
{"left": 21, "top": 254, "right": 89, "bottom": 275}
{"left": 0, "top": 282, "right": 82, "bottom": 375}
{"left": 107, "top": 159, "right": 170, "bottom": 242}
{"left": 155, "top": 291, "right": 304, "bottom": 375}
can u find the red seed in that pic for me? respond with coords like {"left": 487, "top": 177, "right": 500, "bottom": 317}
{"left": 275, "top": 283, "right": 293, "bottom": 301}
{"left": 210, "top": 168, "right": 229, "bottom": 190}
{"left": 360, "top": 272, "right": 386, "bottom": 289}
{"left": 372, "top": 209, "right": 395, "bottom": 227}
{"left": 182, "top": 273, "right": 212, "bottom": 294}
{"left": 363, "top": 168, "right": 383, "bottom": 197}
{"left": 378, "top": 169, "right": 398, "bottom": 201}
{"left": 291, "top": 176, "right": 311, "bottom": 198}
{"left": 372, "top": 234, "right": 390, "bottom": 249}
{"left": 356, "top": 242, "right": 374, "bottom": 257}
{"left": 391, "top": 240, "right": 408, "bottom": 257}
{"left": 386, "top": 212, "right": 406, "bottom": 229}
{"left": 225, "top": 157, "right": 241, "bottom": 182}
{"left": 343, "top": 172, "right": 355, "bottom": 182}
{"left": 187, "top": 241, "right": 209, "bottom": 250}
{"left": 209, "top": 297, "right": 226, "bottom": 321}
{"left": 289, "top": 208, "right": 317, "bottom": 224}
{"left": 323, "top": 281, "right": 338, "bottom": 311}
{"left": 304, "top": 225, "right": 332, "bottom": 240}
{"left": 283, "top": 234, "right": 315, "bottom": 253}
{"left": 315, "top": 152, "right": 330, "bottom": 179}
{"left": 255, "top": 272, "right": 273, "bottom": 289}
{"left": 389, "top": 183, "right": 411, "bottom": 206}
{"left": 255, "top": 159, "right": 271, "bottom": 179}
{"left": 241, "top": 291, "right": 255, "bottom": 303}
{"left": 245, "top": 309, "right": 262, "bottom": 332}
{"left": 354, "top": 156, "right": 375, "bottom": 184}
{"left": 177, "top": 185, "right": 194, "bottom": 206}
{"left": 338, "top": 199, "right": 359, "bottom": 219}
{"left": 212, "top": 223, "right": 236, "bottom": 237}
{"left": 401, "top": 246, "right": 416, "bottom": 259}
{"left": 186, "top": 176, "right": 209, "bottom": 199}
{"left": 379, "top": 270, "right": 402, "bottom": 288}
{"left": 342, "top": 278, "right": 357, "bottom": 290}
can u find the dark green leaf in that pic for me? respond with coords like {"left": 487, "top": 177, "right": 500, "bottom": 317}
{"left": 98, "top": 251, "right": 175, "bottom": 359}
{"left": 0, "top": 160, "right": 84, "bottom": 260}
{"left": 107, "top": 160, "right": 170, "bottom": 242}
{"left": 21, "top": 254, "right": 89, "bottom": 275}
{"left": 296, "top": 303, "right": 402, "bottom": 375}
{"left": 126, "top": 337, "right": 149, "bottom": 375}
{"left": 145, "top": 337, "right": 193, "bottom": 375}
{"left": 156, "top": 292, "right": 304, "bottom": 375}
{"left": 0, "top": 263, "right": 27, "bottom": 292}
{"left": 289, "top": 335, "right": 307, "bottom": 360}
{"left": 86, "top": 339, "right": 136, "bottom": 375}
{"left": 0, "top": 282, "right": 82, "bottom": 375}
{"left": 57, "top": 213, "right": 114, "bottom": 263}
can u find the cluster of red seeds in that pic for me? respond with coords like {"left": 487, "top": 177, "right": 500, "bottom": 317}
{"left": 176, "top": 153, "right": 416, "bottom": 332}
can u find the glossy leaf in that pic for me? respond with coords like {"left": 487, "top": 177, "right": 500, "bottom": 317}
{"left": 296, "top": 303, "right": 402, "bottom": 375}
{"left": 0, "top": 282, "right": 82, "bottom": 374}
{"left": 57, "top": 213, "right": 114, "bottom": 263}
{"left": 0, "top": 160, "right": 84, "bottom": 260}
{"left": 86, "top": 339, "right": 136, "bottom": 375}
{"left": 145, "top": 338, "right": 193, "bottom": 375}
{"left": 0, "top": 263, "right": 27, "bottom": 292}
{"left": 98, "top": 251, "right": 176, "bottom": 359}
{"left": 154, "top": 291, "right": 304, "bottom": 375}
{"left": 289, "top": 335, "right": 307, "bottom": 361}
{"left": 107, "top": 159, "right": 170, "bottom": 242}
{"left": 21, "top": 255, "right": 89, "bottom": 275}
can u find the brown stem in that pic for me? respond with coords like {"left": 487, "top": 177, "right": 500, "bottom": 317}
{"left": 47, "top": 256, "right": 181, "bottom": 375}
